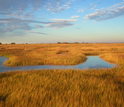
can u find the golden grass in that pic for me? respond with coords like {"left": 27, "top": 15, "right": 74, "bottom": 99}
{"left": 0, "top": 43, "right": 124, "bottom": 66}
{"left": 100, "top": 53, "right": 124, "bottom": 65}
{"left": 0, "top": 68, "right": 124, "bottom": 107}
{"left": 0, "top": 43, "right": 124, "bottom": 107}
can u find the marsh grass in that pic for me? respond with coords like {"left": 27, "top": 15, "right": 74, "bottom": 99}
{"left": 0, "top": 68, "right": 124, "bottom": 107}
{"left": 0, "top": 43, "right": 124, "bottom": 107}
{"left": 100, "top": 53, "right": 124, "bottom": 65}
{"left": 0, "top": 43, "right": 124, "bottom": 66}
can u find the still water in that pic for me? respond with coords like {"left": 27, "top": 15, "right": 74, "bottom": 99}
{"left": 0, "top": 56, "right": 115, "bottom": 72}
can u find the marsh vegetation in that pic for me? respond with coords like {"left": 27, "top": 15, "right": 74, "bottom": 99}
{"left": 0, "top": 43, "right": 124, "bottom": 107}
{"left": 0, "top": 43, "right": 124, "bottom": 66}
{"left": 0, "top": 68, "right": 124, "bottom": 107}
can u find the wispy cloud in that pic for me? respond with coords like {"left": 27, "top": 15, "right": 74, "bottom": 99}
{"left": 85, "top": 2, "right": 124, "bottom": 21}
{"left": 0, "top": 0, "right": 45, "bottom": 12}
{"left": 0, "top": 0, "right": 76, "bottom": 33}
{"left": 51, "top": 19, "right": 77, "bottom": 22}
{"left": 0, "top": 19, "right": 31, "bottom": 33}
{"left": 0, "top": 0, "right": 74, "bottom": 15}
{"left": 0, "top": 18, "right": 50, "bottom": 33}
{"left": 46, "top": 18, "right": 77, "bottom": 28}
{"left": 46, "top": 0, "right": 73, "bottom": 13}
{"left": 0, "top": 18, "right": 77, "bottom": 32}
{"left": 0, "top": 22, "right": 31, "bottom": 33}
{"left": 46, "top": 22, "right": 74, "bottom": 28}
{"left": 0, "top": 18, "right": 50, "bottom": 24}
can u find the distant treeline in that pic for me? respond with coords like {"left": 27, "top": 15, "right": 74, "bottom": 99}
{"left": 0, "top": 42, "right": 16, "bottom": 45}
{"left": 57, "top": 42, "right": 88, "bottom": 44}
{"left": 0, "top": 42, "right": 124, "bottom": 45}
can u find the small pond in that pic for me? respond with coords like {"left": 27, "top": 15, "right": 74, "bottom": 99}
{"left": 0, "top": 56, "right": 116, "bottom": 72}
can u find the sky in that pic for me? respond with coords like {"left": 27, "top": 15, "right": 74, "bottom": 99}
{"left": 0, "top": 0, "right": 124, "bottom": 43}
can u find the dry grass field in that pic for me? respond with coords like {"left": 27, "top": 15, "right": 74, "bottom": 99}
{"left": 0, "top": 43, "right": 124, "bottom": 107}
{"left": 0, "top": 67, "right": 124, "bottom": 107}
{"left": 0, "top": 43, "right": 124, "bottom": 66}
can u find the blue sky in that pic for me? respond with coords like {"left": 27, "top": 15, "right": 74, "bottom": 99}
{"left": 0, "top": 0, "right": 124, "bottom": 43}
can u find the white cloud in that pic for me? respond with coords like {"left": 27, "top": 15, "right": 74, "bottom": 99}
{"left": 85, "top": 2, "right": 124, "bottom": 21}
